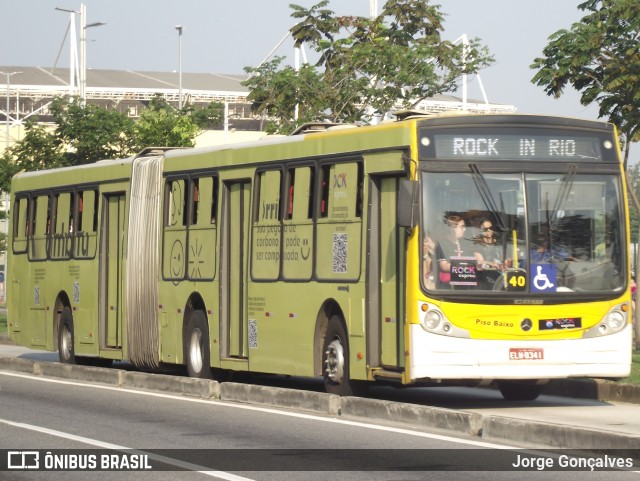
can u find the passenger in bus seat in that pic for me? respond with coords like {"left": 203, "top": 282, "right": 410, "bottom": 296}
{"left": 435, "top": 215, "right": 467, "bottom": 287}
{"left": 472, "top": 218, "right": 503, "bottom": 289}
{"left": 472, "top": 218, "right": 503, "bottom": 270}
{"left": 423, "top": 233, "right": 436, "bottom": 289}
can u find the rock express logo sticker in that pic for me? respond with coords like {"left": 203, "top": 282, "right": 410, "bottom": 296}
{"left": 539, "top": 317, "right": 582, "bottom": 330}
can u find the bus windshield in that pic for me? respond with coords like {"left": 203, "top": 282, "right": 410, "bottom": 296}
{"left": 421, "top": 171, "right": 625, "bottom": 295}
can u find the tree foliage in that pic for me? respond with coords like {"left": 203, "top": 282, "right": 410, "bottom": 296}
{"left": 0, "top": 96, "right": 223, "bottom": 192}
{"left": 628, "top": 163, "right": 640, "bottom": 244}
{"left": 243, "top": 0, "right": 493, "bottom": 134}
{"left": 530, "top": 0, "right": 640, "bottom": 169}
{"left": 50, "top": 97, "right": 135, "bottom": 164}
{"left": 131, "top": 95, "right": 223, "bottom": 150}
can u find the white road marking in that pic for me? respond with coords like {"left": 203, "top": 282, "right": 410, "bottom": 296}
{"left": 0, "top": 415, "right": 254, "bottom": 480}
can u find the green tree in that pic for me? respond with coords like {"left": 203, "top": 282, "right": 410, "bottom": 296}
{"left": 50, "top": 96, "right": 135, "bottom": 164}
{"left": 243, "top": 0, "right": 493, "bottom": 134}
{"left": 530, "top": 0, "right": 640, "bottom": 170}
{"left": 0, "top": 119, "right": 67, "bottom": 192}
{"left": 629, "top": 163, "right": 640, "bottom": 245}
{"left": 131, "top": 96, "right": 223, "bottom": 151}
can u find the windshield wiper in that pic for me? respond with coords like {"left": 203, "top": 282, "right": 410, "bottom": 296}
{"left": 548, "top": 163, "right": 577, "bottom": 227}
{"left": 469, "top": 163, "right": 508, "bottom": 232}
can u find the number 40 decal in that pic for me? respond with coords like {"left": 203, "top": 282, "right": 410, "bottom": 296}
{"left": 506, "top": 271, "right": 527, "bottom": 291}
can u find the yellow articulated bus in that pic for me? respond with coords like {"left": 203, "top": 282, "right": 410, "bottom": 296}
{"left": 8, "top": 113, "right": 632, "bottom": 400}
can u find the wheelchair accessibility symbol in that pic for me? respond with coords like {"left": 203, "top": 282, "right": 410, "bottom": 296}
{"left": 531, "top": 264, "right": 557, "bottom": 293}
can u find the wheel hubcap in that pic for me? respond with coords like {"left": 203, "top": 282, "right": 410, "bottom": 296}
{"left": 61, "top": 325, "right": 72, "bottom": 360}
{"left": 189, "top": 328, "right": 203, "bottom": 373}
{"left": 325, "top": 338, "right": 345, "bottom": 384}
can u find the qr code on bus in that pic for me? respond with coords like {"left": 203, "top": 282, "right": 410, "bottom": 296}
{"left": 333, "top": 233, "right": 348, "bottom": 273}
{"left": 248, "top": 319, "right": 258, "bottom": 349}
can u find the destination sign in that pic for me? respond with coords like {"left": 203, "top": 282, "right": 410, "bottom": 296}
{"left": 426, "top": 134, "right": 613, "bottom": 161}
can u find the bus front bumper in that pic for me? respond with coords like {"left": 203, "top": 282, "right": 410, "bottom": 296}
{"left": 408, "top": 324, "right": 632, "bottom": 382}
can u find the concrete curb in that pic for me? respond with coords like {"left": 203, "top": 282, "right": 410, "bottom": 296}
{"left": 340, "top": 396, "right": 483, "bottom": 436}
{"left": 543, "top": 378, "right": 640, "bottom": 404}
{"left": 221, "top": 382, "right": 341, "bottom": 415}
{"left": 2, "top": 356, "right": 640, "bottom": 452}
{"left": 482, "top": 415, "right": 640, "bottom": 453}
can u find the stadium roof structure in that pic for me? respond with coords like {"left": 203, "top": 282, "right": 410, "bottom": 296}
{"left": 0, "top": 65, "right": 516, "bottom": 124}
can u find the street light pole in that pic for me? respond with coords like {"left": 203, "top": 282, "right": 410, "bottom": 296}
{"left": 0, "top": 71, "right": 19, "bottom": 270}
{"left": 79, "top": 3, "right": 106, "bottom": 105}
{"left": 55, "top": 7, "right": 80, "bottom": 95}
{"left": 0, "top": 71, "right": 21, "bottom": 150}
{"left": 175, "top": 25, "right": 183, "bottom": 110}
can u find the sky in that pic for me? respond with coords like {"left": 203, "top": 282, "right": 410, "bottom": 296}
{"left": 3, "top": 0, "right": 638, "bottom": 162}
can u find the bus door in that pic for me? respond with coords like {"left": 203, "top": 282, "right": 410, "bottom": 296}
{"left": 368, "top": 176, "right": 404, "bottom": 370}
{"left": 99, "top": 193, "right": 125, "bottom": 349}
{"left": 220, "top": 181, "right": 251, "bottom": 360}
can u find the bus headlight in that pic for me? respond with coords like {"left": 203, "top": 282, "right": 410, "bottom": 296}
{"left": 423, "top": 310, "right": 442, "bottom": 330}
{"left": 418, "top": 302, "right": 470, "bottom": 338}
{"left": 606, "top": 310, "right": 625, "bottom": 331}
{"left": 583, "top": 305, "right": 628, "bottom": 338}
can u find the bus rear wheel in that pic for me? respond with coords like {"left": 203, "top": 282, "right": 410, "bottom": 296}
{"left": 58, "top": 308, "right": 76, "bottom": 364}
{"left": 322, "top": 316, "right": 367, "bottom": 397}
{"left": 185, "top": 311, "right": 212, "bottom": 379}
{"left": 498, "top": 380, "right": 542, "bottom": 401}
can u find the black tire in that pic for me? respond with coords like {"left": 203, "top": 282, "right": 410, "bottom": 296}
{"left": 322, "top": 315, "right": 368, "bottom": 397}
{"left": 185, "top": 311, "right": 212, "bottom": 379}
{"left": 58, "top": 308, "right": 76, "bottom": 364}
{"left": 498, "top": 380, "right": 543, "bottom": 401}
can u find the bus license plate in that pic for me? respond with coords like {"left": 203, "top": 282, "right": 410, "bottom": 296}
{"left": 509, "top": 348, "right": 544, "bottom": 360}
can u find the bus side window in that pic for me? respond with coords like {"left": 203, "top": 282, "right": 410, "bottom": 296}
{"left": 286, "top": 169, "right": 295, "bottom": 220}
{"left": 78, "top": 190, "right": 97, "bottom": 233}
{"left": 164, "top": 179, "right": 187, "bottom": 227}
{"left": 30, "top": 195, "right": 49, "bottom": 261}
{"left": 54, "top": 192, "right": 72, "bottom": 235}
{"left": 51, "top": 192, "right": 73, "bottom": 259}
{"left": 211, "top": 176, "right": 219, "bottom": 224}
{"left": 26, "top": 197, "right": 35, "bottom": 238}
{"left": 77, "top": 192, "right": 83, "bottom": 231}
{"left": 315, "top": 161, "right": 363, "bottom": 281}
{"left": 75, "top": 189, "right": 98, "bottom": 259}
{"left": 12, "top": 197, "right": 28, "bottom": 254}
{"left": 190, "top": 178, "right": 200, "bottom": 225}
{"left": 320, "top": 164, "right": 331, "bottom": 218}
{"left": 252, "top": 169, "right": 282, "bottom": 281}
{"left": 282, "top": 166, "right": 314, "bottom": 282}
{"left": 163, "top": 178, "right": 188, "bottom": 281}
{"left": 46, "top": 195, "right": 53, "bottom": 236}
{"left": 185, "top": 176, "right": 217, "bottom": 281}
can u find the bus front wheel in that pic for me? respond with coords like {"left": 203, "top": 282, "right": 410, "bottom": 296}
{"left": 322, "top": 316, "right": 367, "bottom": 397}
{"left": 498, "top": 380, "right": 542, "bottom": 401}
{"left": 185, "top": 311, "right": 212, "bottom": 379}
{"left": 58, "top": 308, "right": 76, "bottom": 364}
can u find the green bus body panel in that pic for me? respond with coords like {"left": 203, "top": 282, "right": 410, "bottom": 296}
{"left": 8, "top": 122, "right": 414, "bottom": 380}
{"left": 8, "top": 159, "right": 134, "bottom": 357}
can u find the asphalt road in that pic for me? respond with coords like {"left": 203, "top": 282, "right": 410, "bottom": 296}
{"left": 0, "top": 345, "right": 640, "bottom": 480}
{"left": 1, "top": 369, "right": 638, "bottom": 481}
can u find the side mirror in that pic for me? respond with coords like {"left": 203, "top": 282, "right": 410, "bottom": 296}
{"left": 397, "top": 179, "right": 419, "bottom": 229}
